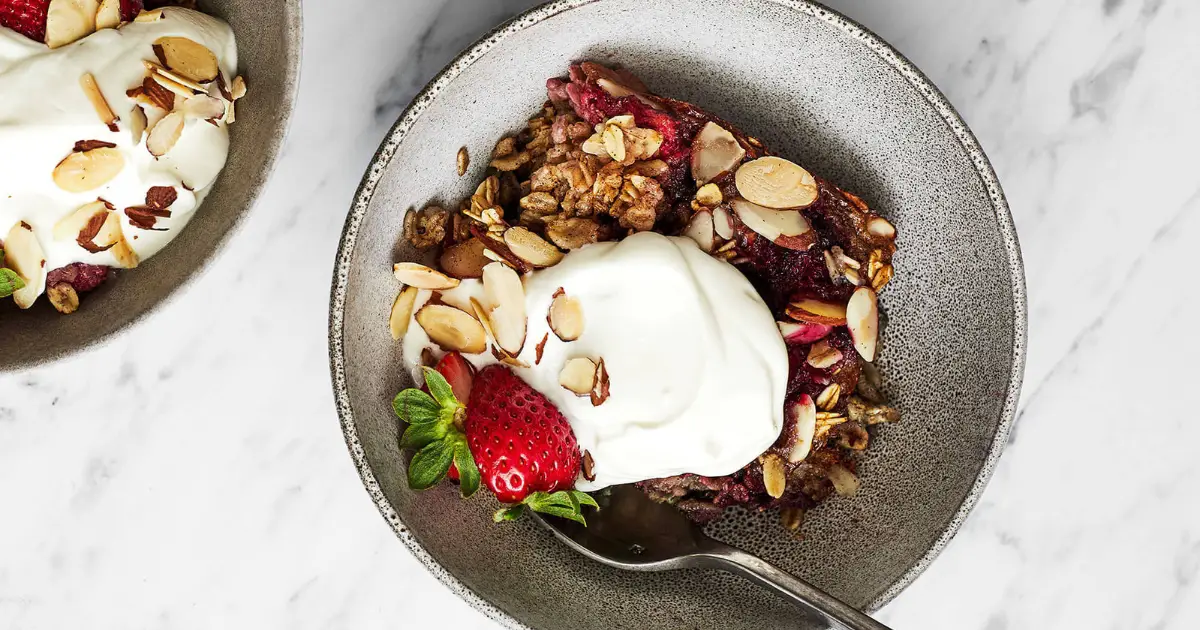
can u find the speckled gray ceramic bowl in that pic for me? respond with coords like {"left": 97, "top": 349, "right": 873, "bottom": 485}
{"left": 1, "top": 0, "right": 301, "bottom": 371}
{"left": 330, "top": 1, "right": 1025, "bottom": 628}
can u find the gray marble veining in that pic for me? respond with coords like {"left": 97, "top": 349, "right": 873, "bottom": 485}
{"left": 2, "top": 0, "right": 1198, "bottom": 628}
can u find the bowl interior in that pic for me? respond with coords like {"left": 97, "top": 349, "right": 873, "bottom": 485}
{"left": 0, "top": 0, "right": 301, "bottom": 370}
{"left": 333, "top": 1, "right": 1023, "bottom": 628}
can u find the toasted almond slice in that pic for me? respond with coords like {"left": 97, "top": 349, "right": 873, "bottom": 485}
{"left": 691, "top": 122, "right": 745, "bottom": 185}
{"left": 389, "top": 286, "right": 419, "bottom": 341}
{"left": 79, "top": 73, "right": 119, "bottom": 131}
{"left": 559, "top": 357, "right": 597, "bottom": 395}
{"left": 109, "top": 234, "right": 140, "bottom": 269}
{"left": 597, "top": 78, "right": 636, "bottom": 98}
{"left": 180, "top": 94, "right": 226, "bottom": 120}
{"left": 47, "top": 283, "right": 80, "bottom": 314}
{"left": 224, "top": 99, "right": 236, "bottom": 124}
{"left": 90, "top": 210, "right": 123, "bottom": 250}
{"left": 735, "top": 156, "right": 818, "bottom": 209}
{"left": 231, "top": 75, "right": 247, "bottom": 100}
{"left": 712, "top": 206, "right": 734, "bottom": 240}
{"left": 847, "top": 287, "right": 879, "bottom": 362}
{"left": 786, "top": 298, "right": 848, "bottom": 326}
{"left": 590, "top": 357, "right": 610, "bottom": 407}
{"left": 548, "top": 289, "right": 584, "bottom": 342}
{"left": 146, "top": 111, "right": 184, "bottom": 157}
{"left": 777, "top": 321, "right": 832, "bottom": 344}
{"left": 128, "top": 105, "right": 147, "bottom": 143}
{"left": 490, "top": 345, "right": 531, "bottom": 368}
{"left": 456, "top": 146, "right": 469, "bottom": 177}
{"left": 807, "top": 341, "right": 843, "bottom": 369}
{"left": 53, "top": 147, "right": 124, "bottom": 193}
{"left": 53, "top": 200, "right": 108, "bottom": 242}
{"left": 144, "top": 60, "right": 208, "bottom": 94}
{"left": 151, "top": 72, "right": 199, "bottom": 99}
{"left": 482, "top": 262, "right": 527, "bottom": 355}
{"left": 154, "top": 36, "right": 219, "bottom": 83}
{"left": 683, "top": 209, "right": 715, "bottom": 253}
{"left": 535, "top": 333, "right": 549, "bottom": 365}
{"left": 762, "top": 453, "right": 786, "bottom": 498}
{"left": 827, "top": 464, "right": 860, "bottom": 496}
{"left": 503, "top": 227, "right": 563, "bottom": 268}
{"left": 392, "top": 262, "right": 460, "bottom": 290}
{"left": 45, "top": 0, "right": 98, "bottom": 49}
{"left": 415, "top": 304, "right": 487, "bottom": 354}
{"left": 134, "top": 8, "right": 165, "bottom": 22}
{"left": 867, "top": 217, "right": 896, "bottom": 239}
{"left": 788, "top": 395, "right": 818, "bottom": 463}
{"left": 731, "top": 199, "right": 814, "bottom": 250}
{"left": 601, "top": 124, "right": 626, "bottom": 162}
{"left": 95, "top": 0, "right": 120, "bottom": 29}
{"left": 439, "top": 238, "right": 489, "bottom": 279}
{"left": 3, "top": 222, "right": 47, "bottom": 309}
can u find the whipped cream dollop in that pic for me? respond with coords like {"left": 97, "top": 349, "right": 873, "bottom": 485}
{"left": 0, "top": 8, "right": 237, "bottom": 301}
{"left": 402, "top": 232, "right": 789, "bottom": 491}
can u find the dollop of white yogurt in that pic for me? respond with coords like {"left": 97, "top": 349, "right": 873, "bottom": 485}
{"left": 0, "top": 9, "right": 237, "bottom": 300}
{"left": 402, "top": 232, "right": 789, "bottom": 490}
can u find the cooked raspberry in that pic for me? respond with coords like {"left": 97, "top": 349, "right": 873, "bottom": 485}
{"left": 46, "top": 263, "right": 110, "bottom": 293}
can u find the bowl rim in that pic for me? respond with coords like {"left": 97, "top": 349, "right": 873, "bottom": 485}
{"left": 5, "top": 0, "right": 305, "bottom": 372}
{"left": 328, "top": 0, "right": 1027, "bottom": 624}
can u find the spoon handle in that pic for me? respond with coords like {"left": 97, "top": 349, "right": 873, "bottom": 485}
{"left": 698, "top": 546, "right": 894, "bottom": 630}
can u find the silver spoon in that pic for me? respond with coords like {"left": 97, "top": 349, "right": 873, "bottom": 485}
{"left": 533, "top": 485, "right": 894, "bottom": 630}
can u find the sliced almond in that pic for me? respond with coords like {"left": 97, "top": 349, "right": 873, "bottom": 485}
{"left": 3, "top": 222, "right": 46, "bottom": 309}
{"left": 154, "top": 36, "right": 219, "bottom": 83}
{"left": 439, "top": 238, "right": 489, "bottom": 279}
{"left": 590, "top": 357, "right": 610, "bottom": 407}
{"left": 601, "top": 124, "right": 626, "bottom": 162}
{"left": 77, "top": 208, "right": 122, "bottom": 252}
{"left": 786, "top": 298, "right": 847, "bottom": 326}
{"left": 392, "top": 262, "right": 460, "bottom": 290}
{"left": 128, "top": 105, "right": 147, "bottom": 144}
{"left": 415, "top": 304, "right": 487, "bottom": 354}
{"left": 597, "top": 78, "right": 636, "bottom": 98}
{"left": 503, "top": 227, "right": 563, "bottom": 268}
{"left": 534, "top": 333, "right": 549, "bottom": 365}
{"left": 547, "top": 289, "right": 584, "bottom": 342}
{"left": 490, "top": 345, "right": 530, "bottom": 368}
{"left": 79, "top": 73, "right": 118, "bottom": 131}
{"left": 144, "top": 60, "right": 208, "bottom": 94}
{"left": 47, "top": 283, "right": 80, "bottom": 314}
{"left": 682, "top": 209, "right": 715, "bottom": 253}
{"left": 867, "top": 217, "right": 896, "bottom": 239}
{"left": 482, "top": 262, "right": 527, "bottom": 355}
{"left": 846, "top": 287, "right": 879, "bottom": 362}
{"left": 53, "top": 200, "right": 108, "bottom": 242}
{"left": 559, "top": 357, "right": 597, "bottom": 395}
{"left": 45, "top": 0, "right": 99, "bottom": 49}
{"left": 777, "top": 321, "right": 832, "bottom": 344}
{"left": 108, "top": 231, "right": 139, "bottom": 269}
{"left": 134, "top": 8, "right": 165, "bottom": 22}
{"left": 180, "top": 94, "right": 226, "bottom": 120}
{"left": 712, "top": 206, "right": 734, "bottom": 240}
{"left": 389, "top": 286, "right": 419, "bottom": 341}
{"left": 151, "top": 72, "right": 198, "bottom": 99}
{"left": 735, "top": 156, "right": 818, "bottom": 209}
{"left": 146, "top": 111, "right": 184, "bottom": 157}
{"left": 231, "top": 75, "right": 247, "bottom": 100}
{"left": 807, "top": 341, "right": 843, "bottom": 369}
{"left": 53, "top": 147, "right": 124, "bottom": 193}
{"left": 815, "top": 383, "right": 841, "bottom": 411}
{"left": 456, "top": 146, "right": 469, "bottom": 177}
{"left": 731, "top": 199, "right": 814, "bottom": 250}
{"left": 95, "top": 0, "right": 120, "bottom": 29}
{"left": 788, "top": 395, "right": 818, "bottom": 463}
{"left": 691, "top": 122, "right": 745, "bottom": 185}
{"left": 761, "top": 453, "right": 786, "bottom": 499}
{"left": 827, "top": 464, "right": 861, "bottom": 497}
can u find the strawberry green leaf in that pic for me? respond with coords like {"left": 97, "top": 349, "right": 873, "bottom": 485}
{"left": 521, "top": 490, "right": 595, "bottom": 525}
{"left": 453, "top": 441, "right": 480, "bottom": 498}
{"left": 529, "top": 503, "right": 587, "bottom": 525}
{"left": 399, "top": 421, "right": 449, "bottom": 450}
{"left": 408, "top": 440, "right": 454, "bottom": 490}
{"left": 493, "top": 505, "right": 525, "bottom": 523}
{"left": 570, "top": 491, "right": 600, "bottom": 510}
{"left": 422, "top": 366, "right": 459, "bottom": 409}
{"left": 393, "top": 389, "right": 441, "bottom": 424}
{"left": 0, "top": 268, "right": 25, "bottom": 299}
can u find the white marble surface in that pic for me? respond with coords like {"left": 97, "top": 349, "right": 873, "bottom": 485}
{"left": 3, "top": 0, "right": 1199, "bottom": 627}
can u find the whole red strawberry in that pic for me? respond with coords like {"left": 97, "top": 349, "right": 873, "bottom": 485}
{"left": 392, "top": 363, "right": 598, "bottom": 525}
{"left": 465, "top": 365, "right": 581, "bottom": 503}
{"left": 0, "top": 0, "right": 49, "bottom": 42}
